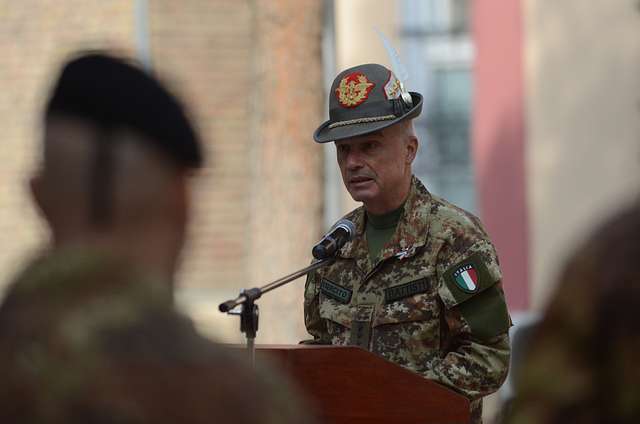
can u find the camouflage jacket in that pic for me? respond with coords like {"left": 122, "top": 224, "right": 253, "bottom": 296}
{"left": 304, "top": 176, "right": 511, "bottom": 423}
{"left": 0, "top": 248, "right": 311, "bottom": 424}
{"left": 505, "top": 202, "right": 640, "bottom": 424}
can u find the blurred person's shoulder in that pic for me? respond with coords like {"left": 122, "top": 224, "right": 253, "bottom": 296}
{"left": 564, "top": 198, "right": 640, "bottom": 284}
{"left": 0, "top": 249, "right": 314, "bottom": 423}
{"left": 0, "top": 247, "right": 173, "bottom": 341}
{"left": 587, "top": 199, "right": 640, "bottom": 250}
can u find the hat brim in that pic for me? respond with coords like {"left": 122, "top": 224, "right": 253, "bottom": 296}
{"left": 313, "top": 92, "right": 423, "bottom": 143}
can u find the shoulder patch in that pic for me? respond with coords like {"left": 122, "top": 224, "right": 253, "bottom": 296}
{"left": 444, "top": 253, "right": 496, "bottom": 304}
{"left": 320, "top": 278, "right": 352, "bottom": 304}
{"left": 452, "top": 263, "right": 480, "bottom": 293}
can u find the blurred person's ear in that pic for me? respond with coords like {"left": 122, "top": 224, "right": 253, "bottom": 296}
{"left": 29, "top": 173, "right": 51, "bottom": 224}
{"left": 163, "top": 171, "right": 190, "bottom": 255}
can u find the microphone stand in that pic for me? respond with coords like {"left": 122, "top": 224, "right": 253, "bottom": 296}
{"left": 219, "top": 257, "right": 335, "bottom": 366}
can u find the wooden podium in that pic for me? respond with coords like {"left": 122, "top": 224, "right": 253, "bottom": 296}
{"left": 256, "top": 345, "right": 470, "bottom": 424}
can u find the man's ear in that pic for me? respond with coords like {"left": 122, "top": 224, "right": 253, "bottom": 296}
{"left": 406, "top": 136, "right": 418, "bottom": 164}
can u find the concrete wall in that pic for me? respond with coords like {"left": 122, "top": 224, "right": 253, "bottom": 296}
{"left": 525, "top": 0, "right": 640, "bottom": 309}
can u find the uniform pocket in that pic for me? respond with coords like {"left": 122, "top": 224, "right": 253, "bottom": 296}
{"left": 373, "top": 275, "right": 438, "bottom": 327}
{"left": 371, "top": 285, "right": 441, "bottom": 363}
{"left": 319, "top": 296, "right": 353, "bottom": 329}
{"left": 374, "top": 291, "right": 437, "bottom": 327}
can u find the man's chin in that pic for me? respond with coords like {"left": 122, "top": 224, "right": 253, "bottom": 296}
{"left": 347, "top": 189, "right": 378, "bottom": 204}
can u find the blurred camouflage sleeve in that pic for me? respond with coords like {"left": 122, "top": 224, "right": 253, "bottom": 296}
{"left": 425, "top": 240, "right": 511, "bottom": 399}
{"left": 504, "top": 202, "right": 640, "bottom": 423}
{"left": 302, "top": 270, "right": 330, "bottom": 344}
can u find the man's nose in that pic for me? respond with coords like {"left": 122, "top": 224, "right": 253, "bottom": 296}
{"left": 344, "top": 150, "right": 363, "bottom": 170}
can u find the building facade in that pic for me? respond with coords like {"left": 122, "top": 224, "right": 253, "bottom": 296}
{"left": 1, "top": 0, "right": 639, "bottom": 360}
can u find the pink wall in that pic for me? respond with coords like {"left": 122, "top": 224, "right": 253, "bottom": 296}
{"left": 472, "top": 0, "right": 528, "bottom": 310}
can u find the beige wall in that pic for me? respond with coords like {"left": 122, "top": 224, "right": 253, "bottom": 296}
{"left": 330, "top": 0, "right": 399, "bottom": 216}
{"left": 526, "top": 0, "right": 640, "bottom": 309}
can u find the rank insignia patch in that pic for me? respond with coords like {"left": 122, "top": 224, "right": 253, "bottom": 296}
{"left": 452, "top": 264, "right": 479, "bottom": 293}
{"left": 335, "top": 72, "right": 376, "bottom": 108}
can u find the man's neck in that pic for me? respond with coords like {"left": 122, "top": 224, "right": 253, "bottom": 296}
{"left": 366, "top": 204, "right": 404, "bottom": 229}
{"left": 54, "top": 231, "right": 175, "bottom": 286}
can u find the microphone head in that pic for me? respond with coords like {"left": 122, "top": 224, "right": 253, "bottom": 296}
{"left": 311, "top": 219, "right": 356, "bottom": 260}
{"left": 334, "top": 218, "right": 356, "bottom": 240}
{"left": 311, "top": 244, "right": 329, "bottom": 260}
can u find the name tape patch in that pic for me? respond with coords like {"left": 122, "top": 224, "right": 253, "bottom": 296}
{"left": 320, "top": 278, "right": 352, "bottom": 304}
{"left": 384, "top": 278, "right": 430, "bottom": 303}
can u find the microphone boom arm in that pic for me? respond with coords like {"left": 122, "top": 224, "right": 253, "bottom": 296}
{"left": 218, "top": 257, "right": 335, "bottom": 313}
{"left": 218, "top": 256, "right": 336, "bottom": 365}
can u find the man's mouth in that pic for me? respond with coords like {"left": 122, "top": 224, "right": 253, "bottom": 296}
{"left": 349, "top": 176, "right": 374, "bottom": 185}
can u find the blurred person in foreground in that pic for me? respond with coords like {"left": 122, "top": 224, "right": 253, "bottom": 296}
{"left": 0, "top": 52, "right": 308, "bottom": 423}
{"left": 503, "top": 202, "right": 640, "bottom": 423}
{"left": 303, "top": 64, "right": 511, "bottom": 423}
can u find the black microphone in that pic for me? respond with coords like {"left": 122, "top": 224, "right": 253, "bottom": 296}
{"left": 312, "top": 219, "right": 356, "bottom": 260}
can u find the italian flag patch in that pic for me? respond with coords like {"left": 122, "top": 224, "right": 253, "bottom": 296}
{"left": 453, "top": 264, "right": 479, "bottom": 293}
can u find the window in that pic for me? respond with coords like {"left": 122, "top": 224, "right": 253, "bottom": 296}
{"left": 401, "top": 0, "right": 475, "bottom": 212}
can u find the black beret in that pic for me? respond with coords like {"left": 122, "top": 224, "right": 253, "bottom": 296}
{"left": 45, "top": 52, "right": 202, "bottom": 169}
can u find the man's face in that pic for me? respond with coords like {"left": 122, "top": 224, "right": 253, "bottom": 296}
{"left": 335, "top": 123, "right": 417, "bottom": 213}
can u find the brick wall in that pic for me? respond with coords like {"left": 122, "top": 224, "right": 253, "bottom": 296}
{"left": 0, "top": 1, "right": 324, "bottom": 344}
{"left": 0, "top": 0, "right": 136, "bottom": 293}
{"left": 246, "top": 0, "right": 324, "bottom": 342}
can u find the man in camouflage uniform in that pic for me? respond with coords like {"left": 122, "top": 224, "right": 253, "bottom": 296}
{"left": 0, "top": 53, "right": 309, "bottom": 423}
{"left": 504, "top": 202, "right": 640, "bottom": 424}
{"left": 305, "top": 64, "right": 511, "bottom": 423}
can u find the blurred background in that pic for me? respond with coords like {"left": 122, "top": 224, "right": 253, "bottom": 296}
{"left": 0, "top": 0, "right": 639, "bottom": 420}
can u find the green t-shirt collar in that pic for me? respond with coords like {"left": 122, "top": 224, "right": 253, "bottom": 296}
{"left": 366, "top": 203, "right": 405, "bottom": 230}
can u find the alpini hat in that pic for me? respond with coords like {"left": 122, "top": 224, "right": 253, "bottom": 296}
{"left": 313, "top": 63, "right": 422, "bottom": 143}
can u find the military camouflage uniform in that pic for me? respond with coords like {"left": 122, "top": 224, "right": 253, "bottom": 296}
{"left": 0, "top": 248, "right": 311, "bottom": 424}
{"left": 504, "top": 202, "right": 640, "bottom": 424}
{"left": 305, "top": 176, "right": 511, "bottom": 423}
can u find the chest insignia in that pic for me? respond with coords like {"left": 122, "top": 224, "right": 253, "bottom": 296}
{"left": 395, "top": 246, "right": 416, "bottom": 260}
{"left": 384, "top": 278, "right": 430, "bottom": 303}
{"left": 320, "top": 278, "right": 353, "bottom": 304}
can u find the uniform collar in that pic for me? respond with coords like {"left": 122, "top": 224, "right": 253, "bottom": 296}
{"left": 339, "top": 175, "right": 432, "bottom": 263}
{"left": 7, "top": 246, "right": 173, "bottom": 305}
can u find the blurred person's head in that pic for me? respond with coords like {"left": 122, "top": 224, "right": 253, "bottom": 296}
{"left": 30, "top": 52, "right": 202, "bottom": 283}
{"left": 313, "top": 63, "right": 422, "bottom": 214}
